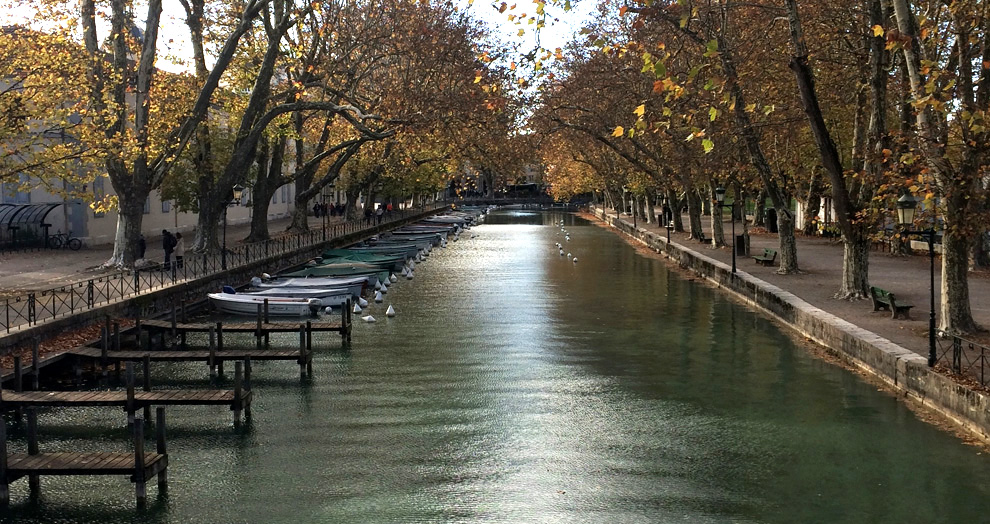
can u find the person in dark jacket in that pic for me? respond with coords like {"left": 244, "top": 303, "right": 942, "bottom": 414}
{"left": 162, "top": 229, "right": 176, "bottom": 266}
{"left": 138, "top": 234, "right": 147, "bottom": 260}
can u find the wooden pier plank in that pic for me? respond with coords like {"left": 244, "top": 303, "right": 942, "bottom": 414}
{"left": 1, "top": 389, "right": 246, "bottom": 409}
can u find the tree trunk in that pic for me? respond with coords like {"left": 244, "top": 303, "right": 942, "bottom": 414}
{"left": 943, "top": 230, "right": 979, "bottom": 334}
{"left": 192, "top": 202, "right": 223, "bottom": 253}
{"left": 802, "top": 169, "right": 824, "bottom": 236}
{"left": 104, "top": 190, "right": 145, "bottom": 267}
{"left": 972, "top": 232, "right": 990, "bottom": 269}
{"left": 754, "top": 189, "right": 766, "bottom": 227}
{"left": 686, "top": 190, "right": 704, "bottom": 241}
{"left": 246, "top": 186, "right": 273, "bottom": 243}
{"left": 668, "top": 188, "right": 684, "bottom": 232}
{"left": 839, "top": 232, "right": 870, "bottom": 299}
{"left": 646, "top": 190, "right": 657, "bottom": 224}
{"left": 345, "top": 188, "right": 360, "bottom": 221}
{"left": 709, "top": 183, "right": 725, "bottom": 247}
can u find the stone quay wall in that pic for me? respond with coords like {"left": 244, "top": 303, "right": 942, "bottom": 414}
{"left": 592, "top": 206, "right": 990, "bottom": 442}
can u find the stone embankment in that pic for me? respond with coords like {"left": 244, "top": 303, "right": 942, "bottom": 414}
{"left": 592, "top": 206, "right": 990, "bottom": 444}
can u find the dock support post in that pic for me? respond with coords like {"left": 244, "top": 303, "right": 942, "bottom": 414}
{"left": 27, "top": 408, "right": 39, "bottom": 497}
{"left": 180, "top": 299, "right": 187, "bottom": 323}
{"left": 126, "top": 362, "right": 136, "bottom": 426}
{"left": 13, "top": 357, "right": 22, "bottom": 393}
{"left": 305, "top": 321, "right": 313, "bottom": 375}
{"left": 134, "top": 416, "right": 146, "bottom": 509}
{"left": 255, "top": 305, "right": 263, "bottom": 350}
{"left": 142, "top": 355, "right": 152, "bottom": 422}
{"left": 31, "top": 340, "right": 40, "bottom": 390}
{"left": 100, "top": 327, "right": 108, "bottom": 384}
{"left": 243, "top": 357, "right": 252, "bottom": 421}
{"left": 170, "top": 304, "right": 177, "bottom": 350}
{"left": 233, "top": 361, "right": 243, "bottom": 427}
{"left": 13, "top": 356, "right": 23, "bottom": 421}
{"left": 345, "top": 299, "right": 352, "bottom": 343}
{"left": 0, "top": 404, "right": 8, "bottom": 507}
{"left": 216, "top": 322, "right": 224, "bottom": 352}
{"left": 208, "top": 326, "right": 217, "bottom": 378}
{"left": 263, "top": 299, "right": 270, "bottom": 349}
{"left": 155, "top": 407, "right": 167, "bottom": 493}
{"left": 298, "top": 324, "right": 307, "bottom": 378}
{"left": 113, "top": 322, "right": 121, "bottom": 352}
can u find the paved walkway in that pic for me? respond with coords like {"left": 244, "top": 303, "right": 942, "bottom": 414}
{"left": 0, "top": 217, "right": 303, "bottom": 295}
{"left": 598, "top": 207, "right": 990, "bottom": 362}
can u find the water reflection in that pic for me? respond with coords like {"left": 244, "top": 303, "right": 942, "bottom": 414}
{"left": 4, "top": 210, "right": 990, "bottom": 523}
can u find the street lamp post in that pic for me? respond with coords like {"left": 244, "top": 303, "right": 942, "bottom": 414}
{"left": 897, "top": 194, "right": 937, "bottom": 367}
{"left": 222, "top": 184, "right": 245, "bottom": 271}
{"left": 715, "top": 187, "right": 736, "bottom": 273}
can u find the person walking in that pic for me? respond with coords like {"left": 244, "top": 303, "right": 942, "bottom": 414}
{"left": 364, "top": 206, "right": 373, "bottom": 225}
{"left": 375, "top": 204, "right": 384, "bottom": 225}
{"left": 138, "top": 234, "right": 147, "bottom": 260}
{"left": 174, "top": 232, "right": 185, "bottom": 268}
{"left": 162, "top": 229, "right": 176, "bottom": 266}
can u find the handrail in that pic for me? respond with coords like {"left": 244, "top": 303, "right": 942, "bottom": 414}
{"left": 1, "top": 205, "right": 445, "bottom": 335}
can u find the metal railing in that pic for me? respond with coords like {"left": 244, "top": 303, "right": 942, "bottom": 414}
{"left": 935, "top": 333, "right": 990, "bottom": 387}
{"left": 2, "top": 205, "right": 443, "bottom": 334}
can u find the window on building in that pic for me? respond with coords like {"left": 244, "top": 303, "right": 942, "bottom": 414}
{"left": 143, "top": 197, "right": 151, "bottom": 214}
{"left": 281, "top": 185, "right": 287, "bottom": 204}
{"left": 162, "top": 200, "right": 171, "bottom": 213}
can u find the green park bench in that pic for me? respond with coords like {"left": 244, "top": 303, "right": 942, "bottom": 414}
{"left": 869, "top": 286, "right": 914, "bottom": 320}
{"left": 753, "top": 248, "right": 777, "bottom": 266}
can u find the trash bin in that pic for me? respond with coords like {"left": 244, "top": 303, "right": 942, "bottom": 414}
{"left": 736, "top": 235, "right": 747, "bottom": 256}
{"left": 766, "top": 208, "right": 778, "bottom": 233}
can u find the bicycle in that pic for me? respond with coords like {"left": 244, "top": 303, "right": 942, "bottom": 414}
{"left": 48, "top": 230, "right": 82, "bottom": 251}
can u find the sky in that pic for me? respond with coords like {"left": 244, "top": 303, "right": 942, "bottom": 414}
{"left": 2, "top": 0, "right": 597, "bottom": 73}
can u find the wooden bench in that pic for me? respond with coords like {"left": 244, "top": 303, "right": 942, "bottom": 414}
{"left": 753, "top": 248, "right": 777, "bottom": 266}
{"left": 870, "top": 286, "right": 914, "bottom": 320}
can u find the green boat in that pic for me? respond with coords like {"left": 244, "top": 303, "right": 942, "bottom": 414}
{"left": 281, "top": 266, "right": 391, "bottom": 286}
{"left": 321, "top": 249, "right": 408, "bottom": 271}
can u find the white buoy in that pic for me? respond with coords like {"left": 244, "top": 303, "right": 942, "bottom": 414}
{"left": 573, "top": 257, "right": 578, "bottom": 263}
{"left": 390, "top": 273, "right": 398, "bottom": 282}
{"left": 401, "top": 267, "right": 409, "bottom": 277}
{"left": 352, "top": 303, "right": 363, "bottom": 314}
{"left": 559, "top": 250, "right": 564, "bottom": 256}
{"left": 409, "top": 260, "right": 416, "bottom": 270}
{"left": 358, "top": 297, "right": 369, "bottom": 307}
{"left": 567, "top": 253, "right": 572, "bottom": 258}
{"left": 361, "top": 315, "right": 377, "bottom": 323}
{"left": 406, "top": 270, "right": 414, "bottom": 279}
{"left": 375, "top": 290, "right": 383, "bottom": 303}
{"left": 324, "top": 306, "right": 333, "bottom": 314}
{"left": 261, "top": 272, "right": 272, "bottom": 280}
{"left": 374, "top": 281, "right": 382, "bottom": 290}
{"left": 386, "top": 305, "right": 396, "bottom": 317}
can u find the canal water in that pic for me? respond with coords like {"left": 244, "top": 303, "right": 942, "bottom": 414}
{"left": 5, "top": 209, "right": 990, "bottom": 523}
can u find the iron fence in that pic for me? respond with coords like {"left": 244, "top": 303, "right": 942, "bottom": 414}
{"left": 935, "top": 333, "right": 990, "bottom": 387}
{"left": 1, "top": 205, "right": 442, "bottom": 333}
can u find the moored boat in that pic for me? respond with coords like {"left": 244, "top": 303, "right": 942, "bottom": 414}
{"left": 209, "top": 292, "right": 321, "bottom": 316}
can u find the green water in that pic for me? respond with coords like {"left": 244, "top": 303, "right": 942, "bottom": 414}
{"left": 4, "top": 209, "right": 990, "bottom": 523}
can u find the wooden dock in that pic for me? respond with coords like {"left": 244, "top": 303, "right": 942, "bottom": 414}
{"left": 137, "top": 297, "right": 353, "bottom": 351}
{"left": 1, "top": 408, "right": 169, "bottom": 507}
{"left": 2, "top": 361, "right": 252, "bottom": 426}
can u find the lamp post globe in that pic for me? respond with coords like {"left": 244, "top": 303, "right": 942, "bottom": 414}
{"left": 896, "top": 194, "right": 917, "bottom": 226}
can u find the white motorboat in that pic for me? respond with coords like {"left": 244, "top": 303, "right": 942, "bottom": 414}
{"left": 254, "top": 276, "right": 365, "bottom": 297}
{"left": 208, "top": 292, "right": 321, "bottom": 316}
{"left": 241, "top": 287, "right": 352, "bottom": 306}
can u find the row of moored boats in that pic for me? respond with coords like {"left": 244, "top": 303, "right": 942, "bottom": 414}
{"left": 208, "top": 208, "right": 488, "bottom": 316}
